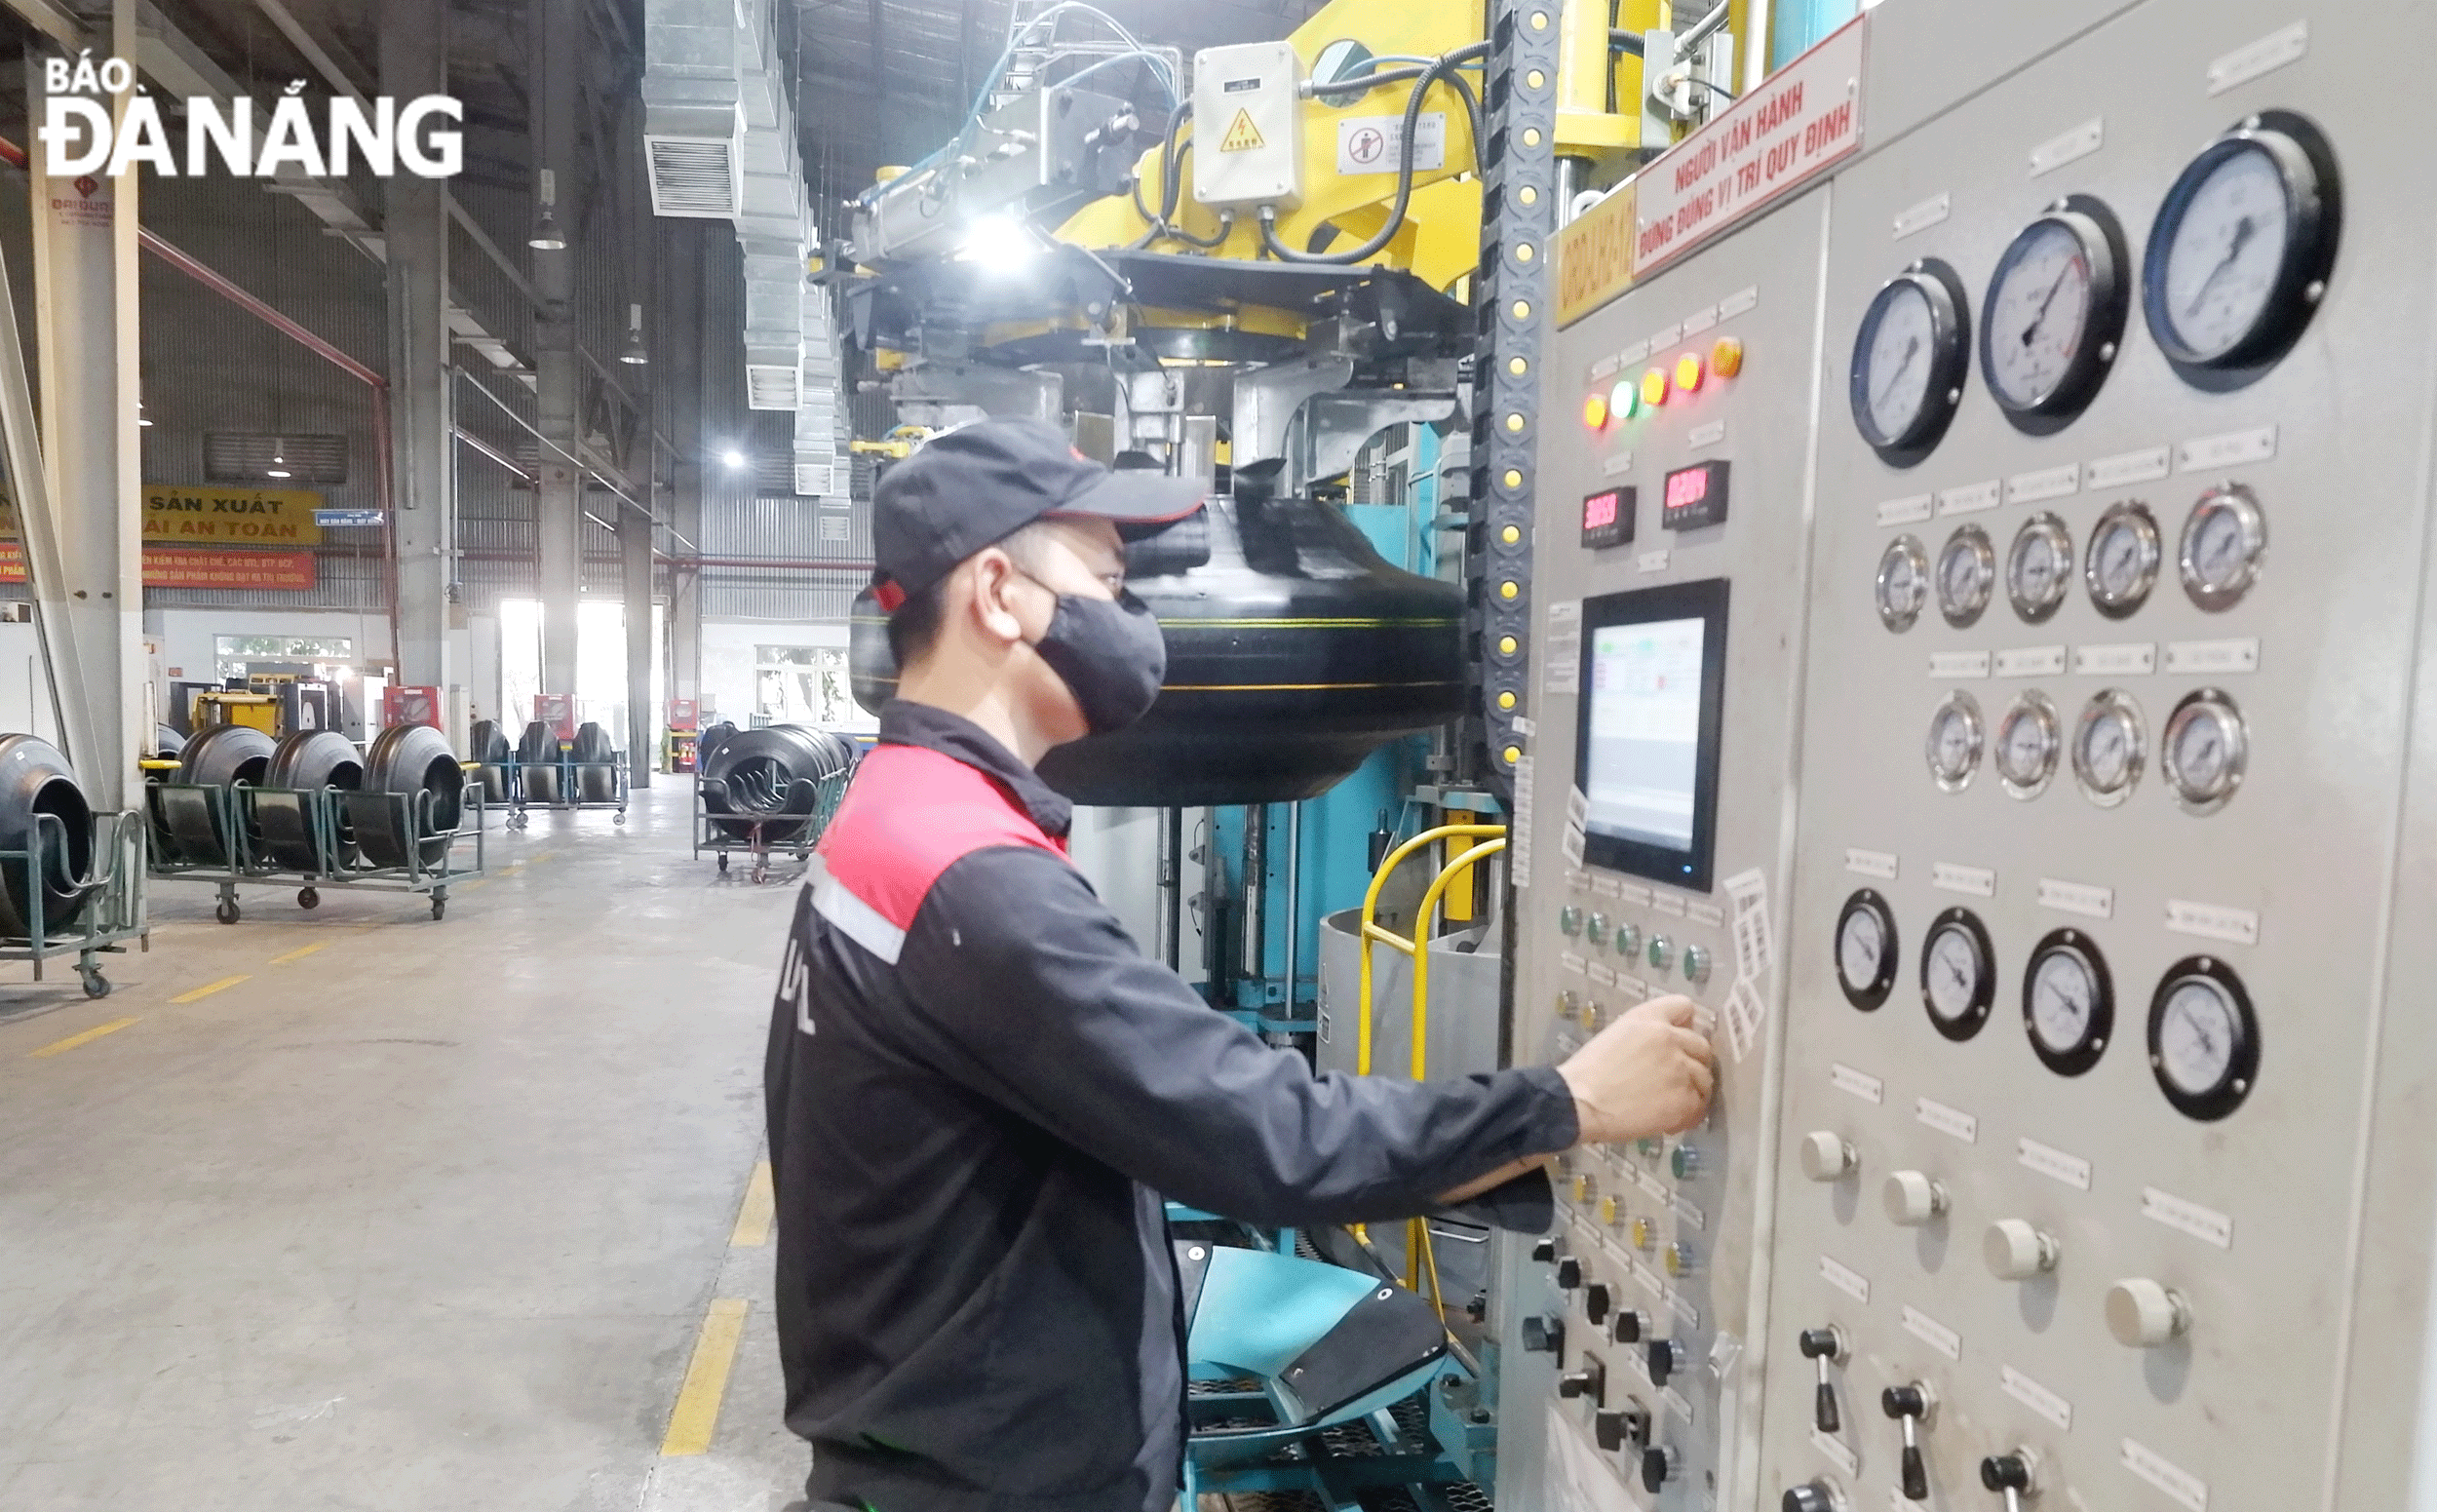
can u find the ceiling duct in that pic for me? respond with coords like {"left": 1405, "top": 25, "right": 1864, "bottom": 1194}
{"left": 794, "top": 282, "right": 843, "bottom": 497}
{"left": 640, "top": 0, "right": 745, "bottom": 217}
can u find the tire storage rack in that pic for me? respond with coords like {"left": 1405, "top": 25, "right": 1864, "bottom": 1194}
{"left": 147, "top": 723, "right": 484, "bottom": 922}
{"left": 692, "top": 724, "right": 859, "bottom": 883}
{"left": 0, "top": 734, "right": 149, "bottom": 999}
{"left": 499, "top": 719, "right": 628, "bottom": 831}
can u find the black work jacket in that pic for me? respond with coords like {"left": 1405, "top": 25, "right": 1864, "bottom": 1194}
{"left": 763, "top": 700, "right": 1577, "bottom": 1512}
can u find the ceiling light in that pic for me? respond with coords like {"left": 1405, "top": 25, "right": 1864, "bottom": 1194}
{"left": 619, "top": 302, "right": 648, "bottom": 366}
{"left": 722, "top": 448, "right": 746, "bottom": 469}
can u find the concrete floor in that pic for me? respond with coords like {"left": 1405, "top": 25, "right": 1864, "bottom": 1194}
{"left": 0, "top": 785, "right": 810, "bottom": 1512}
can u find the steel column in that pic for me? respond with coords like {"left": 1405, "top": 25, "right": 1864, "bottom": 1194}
{"left": 532, "top": 0, "right": 583, "bottom": 697}
{"left": 664, "top": 220, "right": 707, "bottom": 709}
{"left": 380, "top": 0, "right": 454, "bottom": 723}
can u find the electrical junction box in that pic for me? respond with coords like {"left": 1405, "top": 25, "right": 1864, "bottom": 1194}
{"left": 1192, "top": 41, "right": 1302, "bottom": 211}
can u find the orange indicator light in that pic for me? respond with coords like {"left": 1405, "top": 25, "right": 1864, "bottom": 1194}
{"left": 1711, "top": 335, "right": 1745, "bottom": 377}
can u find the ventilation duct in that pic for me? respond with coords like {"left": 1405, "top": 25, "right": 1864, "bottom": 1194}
{"left": 640, "top": 0, "right": 744, "bottom": 217}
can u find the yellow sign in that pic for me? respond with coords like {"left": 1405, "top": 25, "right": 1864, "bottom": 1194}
{"left": 140, "top": 486, "right": 325, "bottom": 545}
{"left": 1555, "top": 180, "right": 1638, "bottom": 327}
{"left": 1219, "top": 108, "right": 1265, "bottom": 152}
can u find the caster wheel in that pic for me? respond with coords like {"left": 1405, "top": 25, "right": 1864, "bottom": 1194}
{"left": 430, "top": 899, "right": 447, "bottom": 920}
{"left": 716, "top": 854, "right": 729, "bottom": 873}
{"left": 298, "top": 887, "right": 319, "bottom": 910}
{"left": 215, "top": 900, "right": 240, "bottom": 925}
{"left": 81, "top": 969, "right": 110, "bottom": 999}
{"left": 614, "top": 812, "right": 627, "bottom": 825}
{"left": 753, "top": 865, "right": 769, "bottom": 885}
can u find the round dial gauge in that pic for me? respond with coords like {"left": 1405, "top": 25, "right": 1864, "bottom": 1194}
{"left": 2006, "top": 512, "right": 2074, "bottom": 623}
{"left": 2083, "top": 500, "right": 2162, "bottom": 619}
{"left": 1919, "top": 907, "right": 1995, "bottom": 1042}
{"left": 2147, "top": 955, "right": 2259, "bottom": 1121}
{"left": 2024, "top": 927, "right": 2112, "bottom": 1076}
{"left": 1979, "top": 195, "right": 2131, "bottom": 433}
{"left": 1850, "top": 259, "right": 1972, "bottom": 464}
{"left": 1994, "top": 691, "right": 2062, "bottom": 800}
{"left": 1936, "top": 525, "right": 1996, "bottom": 628}
{"left": 2162, "top": 687, "right": 2248, "bottom": 814}
{"left": 1876, "top": 535, "right": 1930, "bottom": 632}
{"left": 2179, "top": 483, "right": 2267, "bottom": 610}
{"left": 1836, "top": 889, "right": 1899, "bottom": 1011}
{"left": 2145, "top": 110, "right": 2341, "bottom": 386}
{"left": 1925, "top": 690, "right": 1985, "bottom": 793}
{"left": 2071, "top": 688, "right": 2147, "bottom": 806}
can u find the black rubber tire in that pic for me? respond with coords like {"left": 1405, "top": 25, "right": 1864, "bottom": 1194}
{"left": 258, "top": 730, "right": 367, "bottom": 871}
{"left": 177, "top": 722, "right": 277, "bottom": 788}
{"left": 716, "top": 853, "right": 729, "bottom": 872}
{"left": 470, "top": 718, "right": 512, "bottom": 763}
{"left": 216, "top": 898, "right": 240, "bottom": 925}
{"left": 515, "top": 720, "right": 556, "bottom": 763}
{"left": 298, "top": 887, "right": 320, "bottom": 909}
{"left": 700, "top": 725, "right": 855, "bottom": 842}
{"left": 573, "top": 722, "right": 619, "bottom": 801}
{"left": 431, "top": 897, "right": 446, "bottom": 919}
{"left": 81, "top": 968, "right": 109, "bottom": 998}
{"left": 0, "top": 733, "right": 96, "bottom": 939}
{"left": 357, "top": 723, "right": 467, "bottom": 869}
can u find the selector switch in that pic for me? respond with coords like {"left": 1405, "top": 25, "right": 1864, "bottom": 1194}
{"left": 1881, "top": 1381, "right": 1935, "bottom": 1502}
{"left": 1646, "top": 1338, "right": 1685, "bottom": 1387}
{"left": 1683, "top": 944, "right": 1713, "bottom": 984}
{"left": 1596, "top": 1403, "right": 1652, "bottom": 1453}
{"left": 1583, "top": 1283, "right": 1612, "bottom": 1326}
{"left": 1800, "top": 1131, "right": 1857, "bottom": 1182}
{"left": 1641, "top": 1443, "right": 1681, "bottom": 1493}
{"left": 1531, "top": 1238, "right": 1561, "bottom": 1265}
{"left": 1984, "top": 1220, "right": 2063, "bottom": 1280}
{"left": 1611, "top": 1307, "right": 1648, "bottom": 1344}
{"left": 2107, "top": 1278, "right": 2193, "bottom": 1347}
{"left": 1980, "top": 1448, "right": 2037, "bottom": 1512}
{"left": 1783, "top": 1481, "right": 1849, "bottom": 1512}
{"left": 1797, "top": 1325, "right": 1846, "bottom": 1433}
{"left": 1521, "top": 1315, "right": 1565, "bottom": 1354}
{"left": 1555, "top": 1257, "right": 1584, "bottom": 1290}
{"left": 1558, "top": 1355, "right": 1607, "bottom": 1406}
{"left": 1883, "top": 1170, "right": 1950, "bottom": 1226}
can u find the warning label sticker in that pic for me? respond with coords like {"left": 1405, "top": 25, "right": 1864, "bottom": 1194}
{"left": 1336, "top": 112, "right": 1445, "bottom": 174}
{"left": 1219, "top": 109, "right": 1265, "bottom": 152}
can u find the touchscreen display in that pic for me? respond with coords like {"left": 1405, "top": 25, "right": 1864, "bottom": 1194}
{"left": 1584, "top": 617, "right": 1705, "bottom": 853}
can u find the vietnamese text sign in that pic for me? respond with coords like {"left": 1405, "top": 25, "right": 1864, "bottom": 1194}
{"left": 0, "top": 543, "right": 318, "bottom": 590}
{"left": 1634, "top": 17, "right": 1867, "bottom": 275}
{"left": 1556, "top": 181, "right": 1638, "bottom": 327}
{"left": 142, "top": 485, "right": 325, "bottom": 544}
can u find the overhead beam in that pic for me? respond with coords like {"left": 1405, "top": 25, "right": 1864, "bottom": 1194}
{"left": 251, "top": 0, "right": 372, "bottom": 102}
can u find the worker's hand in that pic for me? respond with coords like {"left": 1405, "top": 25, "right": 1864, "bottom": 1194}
{"left": 1556, "top": 994, "right": 1715, "bottom": 1144}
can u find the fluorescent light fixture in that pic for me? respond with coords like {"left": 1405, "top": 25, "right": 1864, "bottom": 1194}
{"left": 619, "top": 302, "right": 648, "bottom": 366}
{"left": 529, "top": 168, "right": 568, "bottom": 251}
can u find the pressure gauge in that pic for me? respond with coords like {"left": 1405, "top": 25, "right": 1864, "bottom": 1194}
{"left": 1925, "top": 690, "right": 1985, "bottom": 793}
{"left": 1979, "top": 195, "right": 2131, "bottom": 433}
{"left": 2071, "top": 688, "right": 2147, "bottom": 806}
{"left": 1836, "top": 888, "right": 1899, "bottom": 1011}
{"left": 1936, "top": 524, "right": 1996, "bottom": 629}
{"left": 2083, "top": 500, "right": 2162, "bottom": 619}
{"left": 2024, "top": 927, "right": 2112, "bottom": 1076}
{"left": 1993, "top": 690, "right": 2061, "bottom": 800}
{"left": 2006, "top": 512, "right": 2074, "bottom": 624}
{"left": 2147, "top": 955, "right": 2259, "bottom": 1121}
{"left": 1850, "top": 258, "right": 1972, "bottom": 465}
{"left": 1876, "top": 535, "right": 1930, "bottom": 632}
{"left": 2144, "top": 110, "right": 2341, "bottom": 388}
{"left": 2162, "top": 688, "right": 2248, "bottom": 815}
{"left": 2179, "top": 483, "right": 2267, "bottom": 610}
{"left": 1920, "top": 907, "right": 1995, "bottom": 1042}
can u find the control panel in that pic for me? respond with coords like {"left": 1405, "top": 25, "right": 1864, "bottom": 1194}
{"left": 1513, "top": 0, "right": 2437, "bottom": 1507}
{"left": 1498, "top": 187, "right": 1829, "bottom": 1511}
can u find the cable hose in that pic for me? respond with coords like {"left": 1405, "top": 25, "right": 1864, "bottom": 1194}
{"left": 1257, "top": 42, "right": 1489, "bottom": 267}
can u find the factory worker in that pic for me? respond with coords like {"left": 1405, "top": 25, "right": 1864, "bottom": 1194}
{"left": 763, "top": 417, "right": 1714, "bottom": 1512}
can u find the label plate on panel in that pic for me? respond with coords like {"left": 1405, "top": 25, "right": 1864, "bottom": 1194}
{"left": 2164, "top": 638, "right": 2260, "bottom": 675}
{"left": 1936, "top": 480, "right": 2001, "bottom": 516}
{"left": 2087, "top": 445, "right": 2172, "bottom": 487}
{"left": 1876, "top": 493, "right": 1935, "bottom": 526}
{"left": 1932, "top": 862, "right": 1995, "bottom": 896}
{"left": 1929, "top": 651, "right": 1991, "bottom": 678}
{"left": 2121, "top": 1438, "right": 2210, "bottom": 1511}
{"left": 2166, "top": 899, "right": 2260, "bottom": 946}
{"left": 1916, "top": 1097, "right": 1977, "bottom": 1143}
{"left": 1845, "top": 848, "right": 1898, "bottom": 879}
{"left": 2073, "top": 641, "right": 2156, "bottom": 676}
{"left": 1832, "top": 1063, "right": 1883, "bottom": 1104}
{"left": 2143, "top": 1186, "right": 2234, "bottom": 1249}
{"left": 2018, "top": 1136, "right": 2092, "bottom": 1190}
{"left": 2177, "top": 424, "right": 2276, "bottom": 472}
{"left": 1995, "top": 645, "right": 2067, "bottom": 678}
{"left": 2036, "top": 877, "right": 2113, "bottom": 918}
{"left": 1819, "top": 1255, "right": 1870, "bottom": 1302}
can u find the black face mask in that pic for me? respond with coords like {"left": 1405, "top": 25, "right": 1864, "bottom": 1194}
{"left": 1019, "top": 575, "right": 1167, "bottom": 735}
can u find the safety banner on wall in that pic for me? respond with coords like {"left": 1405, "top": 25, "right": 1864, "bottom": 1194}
{"left": 0, "top": 544, "right": 319, "bottom": 590}
{"left": 0, "top": 486, "right": 328, "bottom": 544}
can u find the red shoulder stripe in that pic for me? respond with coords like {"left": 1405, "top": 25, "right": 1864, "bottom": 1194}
{"left": 817, "top": 744, "right": 1066, "bottom": 934}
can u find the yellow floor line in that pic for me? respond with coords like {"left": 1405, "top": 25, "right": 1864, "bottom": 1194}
{"left": 729, "top": 1161, "right": 775, "bottom": 1247}
{"left": 527, "top": 852, "right": 555, "bottom": 864}
{"left": 460, "top": 878, "right": 488, "bottom": 890}
{"left": 26, "top": 1017, "right": 137, "bottom": 1058}
{"left": 170, "top": 975, "right": 251, "bottom": 1004}
{"left": 659, "top": 1298, "right": 750, "bottom": 1456}
{"left": 269, "top": 943, "right": 328, "bottom": 965}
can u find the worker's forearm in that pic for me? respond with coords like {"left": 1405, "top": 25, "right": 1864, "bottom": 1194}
{"left": 1436, "top": 1151, "right": 1553, "bottom": 1206}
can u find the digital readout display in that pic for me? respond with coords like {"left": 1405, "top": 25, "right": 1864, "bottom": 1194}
{"left": 1580, "top": 485, "right": 1636, "bottom": 550}
{"left": 1660, "top": 459, "right": 1730, "bottom": 530}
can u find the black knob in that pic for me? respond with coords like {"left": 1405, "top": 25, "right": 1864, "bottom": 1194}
{"left": 1646, "top": 1338, "right": 1683, "bottom": 1386}
{"left": 1814, "top": 1380, "right": 1840, "bottom": 1434}
{"left": 1611, "top": 1308, "right": 1646, "bottom": 1344}
{"left": 1881, "top": 1384, "right": 1929, "bottom": 1501}
{"left": 1465, "top": 1290, "right": 1489, "bottom": 1323}
{"left": 1901, "top": 1445, "right": 1928, "bottom": 1502}
{"left": 1982, "top": 1454, "right": 2031, "bottom": 1492}
{"left": 1556, "top": 1258, "right": 1584, "bottom": 1289}
{"left": 1532, "top": 1238, "right": 1560, "bottom": 1264}
{"left": 1595, "top": 1404, "right": 1650, "bottom": 1452}
{"left": 1521, "top": 1315, "right": 1565, "bottom": 1354}
{"left": 1798, "top": 1327, "right": 1842, "bottom": 1360}
{"left": 1584, "top": 1283, "right": 1612, "bottom": 1325}
{"left": 1558, "top": 1359, "right": 1605, "bottom": 1404}
{"left": 1641, "top": 1444, "right": 1679, "bottom": 1493}
{"left": 1783, "top": 1484, "right": 1838, "bottom": 1512}
{"left": 1881, "top": 1384, "right": 1927, "bottom": 1419}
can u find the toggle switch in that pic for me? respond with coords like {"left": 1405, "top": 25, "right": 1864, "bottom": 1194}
{"left": 1799, "top": 1131, "right": 1857, "bottom": 1182}
{"left": 1646, "top": 1338, "right": 1685, "bottom": 1387}
{"left": 1980, "top": 1448, "right": 2037, "bottom": 1512}
{"left": 1782, "top": 1481, "right": 1849, "bottom": 1512}
{"left": 1984, "top": 1220, "right": 2062, "bottom": 1281}
{"left": 1881, "top": 1381, "right": 1935, "bottom": 1502}
{"left": 1531, "top": 1238, "right": 1561, "bottom": 1264}
{"left": 1521, "top": 1315, "right": 1565, "bottom": 1354}
{"left": 1558, "top": 1354, "right": 1607, "bottom": 1405}
{"left": 1596, "top": 1402, "right": 1652, "bottom": 1453}
{"left": 1583, "top": 1283, "right": 1612, "bottom": 1326}
{"left": 1641, "top": 1443, "right": 1681, "bottom": 1493}
{"left": 1611, "top": 1307, "right": 1648, "bottom": 1344}
{"left": 1882, "top": 1170, "right": 1950, "bottom": 1227}
{"left": 1796, "top": 1325, "right": 1846, "bottom": 1433}
{"left": 1556, "top": 1257, "right": 1584, "bottom": 1290}
{"left": 2107, "top": 1278, "right": 2192, "bottom": 1347}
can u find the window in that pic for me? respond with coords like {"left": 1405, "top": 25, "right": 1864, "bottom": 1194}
{"left": 203, "top": 432, "right": 349, "bottom": 484}
{"left": 756, "top": 645, "right": 858, "bottom": 726}
{"left": 215, "top": 634, "right": 355, "bottom": 680}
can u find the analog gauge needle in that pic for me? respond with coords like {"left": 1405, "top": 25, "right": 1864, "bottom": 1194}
{"left": 2186, "top": 731, "right": 2221, "bottom": 774}
{"left": 2022, "top": 257, "right": 2084, "bottom": 348}
{"left": 1876, "top": 335, "right": 1921, "bottom": 408}
{"left": 1943, "top": 957, "right": 1971, "bottom": 993}
{"left": 2105, "top": 536, "right": 2138, "bottom": 581}
{"left": 2186, "top": 215, "right": 2257, "bottom": 318}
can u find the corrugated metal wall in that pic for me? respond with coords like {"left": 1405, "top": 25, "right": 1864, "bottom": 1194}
{"left": 700, "top": 494, "right": 870, "bottom": 621}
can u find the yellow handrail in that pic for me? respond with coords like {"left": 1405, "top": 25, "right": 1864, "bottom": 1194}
{"left": 1407, "top": 838, "right": 1507, "bottom": 1082}
{"left": 1356, "top": 823, "right": 1506, "bottom": 1076}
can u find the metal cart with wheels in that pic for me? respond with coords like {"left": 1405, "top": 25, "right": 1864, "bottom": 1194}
{"left": 0, "top": 808, "right": 150, "bottom": 997}
{"left": 148, "top": 782, "right": 484, "bottom": 921}
{"left": 692, "top": 768, "right": 850, "bottom": 883}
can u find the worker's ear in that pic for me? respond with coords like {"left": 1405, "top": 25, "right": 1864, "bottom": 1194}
{"left": 967, "top": 547, "right": 1029, "bottom": 646}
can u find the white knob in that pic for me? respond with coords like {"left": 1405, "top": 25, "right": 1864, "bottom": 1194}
{"left": 1983, "top": 1220, "right": 2061, "bottom": 1280}
{"left": 1799, "top": 1131, "right": 1856, "bottom": 1182}
{"left": 1881, "top": 1170, "right": 1947, "bottom": 1226}
{"left": 2107, "top": 1279, "right": 2191, "bottom": 1347}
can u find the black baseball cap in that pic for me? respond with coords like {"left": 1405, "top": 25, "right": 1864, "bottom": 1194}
{"left": 870, "top": 418, "right": 1207, "bottom": 608}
